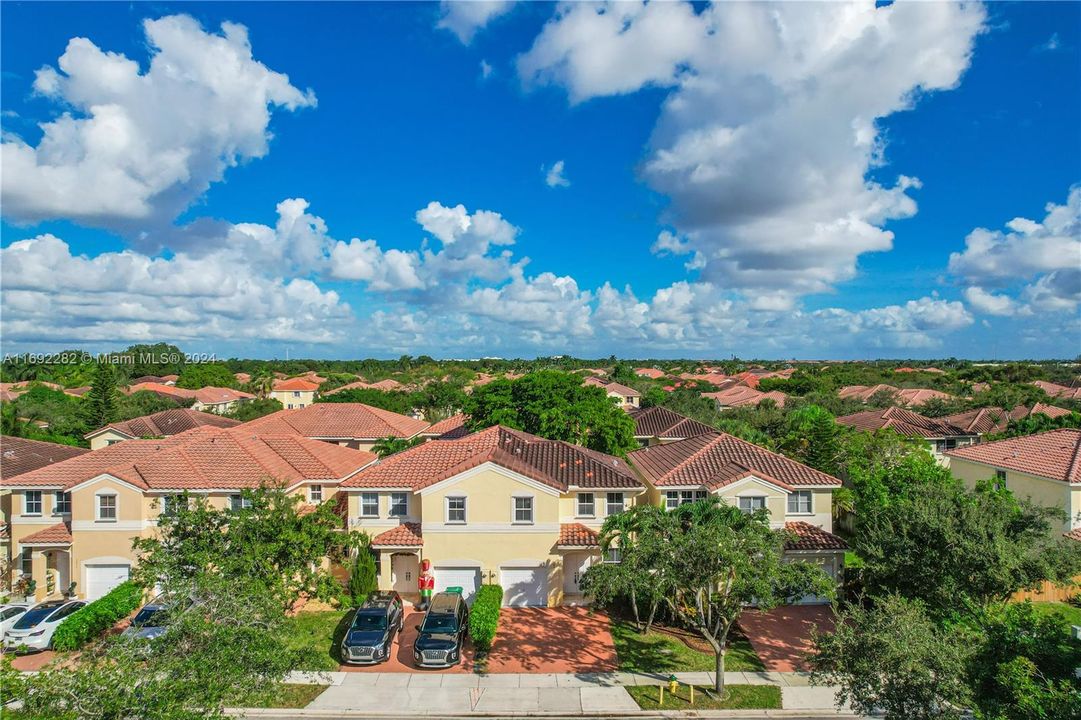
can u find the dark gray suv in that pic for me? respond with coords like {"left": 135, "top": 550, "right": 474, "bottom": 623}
{"left": 413, "top": 592, "right": 469, "bottom": 668}
{"left": 340, "top": 591, "right": 404, "bottom": 665}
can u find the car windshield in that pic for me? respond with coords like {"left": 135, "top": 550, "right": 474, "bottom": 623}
{"left": 351, "top": 612, "right": 387, "bottom": 631}
{"left": 12, "top": 603, "right": 64, "bottom": 630}
{"left": 132, "top": 607, "right": 165, "bottom": 627}
{"left": 421, "top": 613, "right": 458, "bottom": 634}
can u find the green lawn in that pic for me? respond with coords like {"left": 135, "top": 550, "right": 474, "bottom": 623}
{"left": 628, "top": 684, "right": 781, "bottom": 710}
{"left": 281, "top": 609, "right": 350, "bottom": 671}
{"left": 1028, "top": 601, "right": 1081, "bottom": 628}
{"left": 227, "top": 683, "right": 330, "bottom": 709}
{"left": 610, "top": 620, "right": 763, "bottom": 674}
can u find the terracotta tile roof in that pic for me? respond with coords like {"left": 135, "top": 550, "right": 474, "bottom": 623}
{"left": 784, "top": 522, "right": 847, "bottom": 551}
{"left": 635, "top": 368, "right": 666, "bottom": 379}
{"left": 1028, "top": 403, "right": 1073, "bottom": 420}
{"left": 64, "top": 386, "right": 92, "bottom": 397}
{"left": 629, "top": 406, "right": 714, "bottom": 440}
{"left": 324, "top": 378, "right": 403, "bottom": 395}
{"left": 87, "top": 409, "right": 240, "bottom": 441}
{"left": 123, "top": 382, "right": 196, "bottom": 399}
{"left": 8, "top": 428, "right": 375, "bottom": 491}
{"left": 702, "top": 386, "right": 787, "bottom": 408}
{"left": 1, "top": 436, "right": 89, "bottom": 480}
{"left": 240, "top": 403, "right": 429, "bottom": 440}
{"left": 583, "top": 377, "right": 641, "bottom": 398}
{"left": 124, "top": 383, "right": 253, "bottom": 405}
{"left": 944, "top": 407, "right": 1011, "bottom": 435}
{"left": 370, "top": 522, "right": 422, "bottom": 547}
{"left": 558, "top": 523, "right": 599, "bottom": 547}
{"left": 20, "top": 522, "right": 73, "bottom": 545}
{"left": 836, "top": 407, "right": 969, "bottom": 439}
{"left": 896, "top": 388, "right": 954, "bottom": 407}
{"left": 273, "top": 378, "right": 320, "bottom": 392}
{"left": 235, "top": 373, "right": 251, "bottom": 384}
{"left": 629, "top": 431, "right": 840, "bottom": 489}
{"left": 342, "top": 426, "right": 643, "bottom": 491}
{"left": 837, "top": 384, "right": 900, "bottom": 402}
{"left": 1032, "top": 381, "right": 1081, "bottom": 401}
{"left": 946, "top": 429, "right": 1081, "bottom": 484}
{"left": 1065, "top": 527, "right": 1081, "bottom": 542}
{"left": 193, "top": 387, "right": 254, "bottom": 404}
{"left": 422, "top": 414, "right": 469, "bottom": 439}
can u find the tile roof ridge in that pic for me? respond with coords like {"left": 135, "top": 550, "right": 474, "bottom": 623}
{"left": 658, "top": 432, "right": 724, "bottom": 482}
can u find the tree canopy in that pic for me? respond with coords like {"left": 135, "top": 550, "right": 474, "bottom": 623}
{"left": 463, "top": 370, "right": 636, "bottom": 455}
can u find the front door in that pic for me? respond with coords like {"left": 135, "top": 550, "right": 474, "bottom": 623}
{"left": 391, "top": 553, "right": 417, "bottom": 594}
{"left": 563, "top": 552, "right": 594, "bottom": 594}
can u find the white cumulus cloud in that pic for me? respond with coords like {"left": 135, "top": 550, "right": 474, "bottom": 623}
{"left": 437, "top": 1, "right": 515, "bottom": 44}
{"left": 1, "top": 15, "right": 315, "bottom": 233}
{"left": 545, "top": 160, "right": 570, "bottom": 188}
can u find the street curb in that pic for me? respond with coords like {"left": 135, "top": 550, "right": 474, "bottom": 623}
{"left": 229, "top": 711, "right": 860, "bottom": 719}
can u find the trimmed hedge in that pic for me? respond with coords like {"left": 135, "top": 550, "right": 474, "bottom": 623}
{"left": 52, "top": 580, "right": 143, "bottom": 651}
{"left": 468, "top": 584, "right": 503, "bottom": 652}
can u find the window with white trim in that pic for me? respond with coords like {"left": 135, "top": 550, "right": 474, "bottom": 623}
{"left": 604, "top": 546, "right": 622, "bottom": 563}
{"left": 389, "top": 492, "right": 408, "bottom": 517}
{"left": 54, "top": 491, "right": 71, "bottom": 515}
{"left": 97, "top": 494, "right": 117, "bottom": 521}
{"left": 360, "top": 493, "right": 379, "bottom": 518}
{"left": 513, "top": 496, "right": 534, "bottom": 524}
{"left": 229, "top": 494, "right": 253, "bottom": 511}
{"left": 664, "top": 490, "right": 707, "bottom": 510}
{"left": 161, "top": 495, "right": 188, "bottom": 516}
{"left": 576, "top": 492, "right": 595, "bottom": 517}
{"left": 606, "top": 492, "right": 625, "bottom": 516}
{"left": 446, "top": 496, "right": 466, "bottom": 524}
{"left": 738, "top": 496, "right": 766, "bottom": 514}
{"left": 24, "top": 491, "right": 42, "bottom": 515}
{"left": 786, "top": 490, "right": 812, "bottom": 514}
{"left": 21, "top": 548, "right": 32, "bottom": 576}
{"left": 309, "top": 485, "right": 323, "bottom": 503}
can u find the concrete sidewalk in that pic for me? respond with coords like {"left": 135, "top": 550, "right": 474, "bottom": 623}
{"left": 283, "top": 671, "right": 849, "bottom": 714}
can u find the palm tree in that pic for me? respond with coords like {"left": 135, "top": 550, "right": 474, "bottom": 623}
{"left": 250, "top": 373, "right": 275, "bottom": 399}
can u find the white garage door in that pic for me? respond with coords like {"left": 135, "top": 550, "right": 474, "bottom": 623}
{"left": 85, "top": 564, "right": 130, "bottom": 600}
{"left": 434, "top": 566, "right": 480, "bottom": 604}
{"left": 500, "top": 566, "right": 548, "bottom": 607}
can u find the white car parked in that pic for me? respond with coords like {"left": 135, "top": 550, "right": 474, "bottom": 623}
{"left": 0, "top": 604, "right": 30, "bottom": 639}
{"left": 3, "top": 599, "right": 86, "bottom": 652}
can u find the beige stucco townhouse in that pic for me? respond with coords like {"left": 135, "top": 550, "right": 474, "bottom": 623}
{"left": 3, "top": 427, "right": 376, "bottom": 601}
{"left": 947, "top": 428, "right": 1081, "bottom": 534}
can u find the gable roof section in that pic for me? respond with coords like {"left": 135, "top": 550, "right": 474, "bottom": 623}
{"left": 342, "top": 425, "right": 643, "bottom": 492}
{"left": 583, "top": 376, "right": 640, "bottom": 398}
{"left": 896, "top": 388, "right": 954, "bottom": 407}
{"left": 558, "top": 523, "right": 599, "bottom": 548}
{"left": 945, "top": 429, "right": 1081, "bottom": 484}
{"left": 370, "top": 522, "right": 422, "bottom": 548}
{"left": 702, "top": 385, "right": 787, "bottom": 408}
{"left": 273, "top": 378, "right": 319, "bottom": 392}
{"left": 629, "top": 431, "right": 840, "bottom": 489}
{"left": 240, "top": 403, "right": 429, "bottom": 440}
{"left": 784, "top": 521, "right": 847, "bottom": 551}
{"left": 943, "top": 407, "right": 1010, "bottom": 435}
{"left": 86, "top": 408, "right": 240, "bottom": 440}
{"left": 10, "top": 427, "right": 376, "bottom": 491}
{"left": 837, "top": 384, "right": 899, "bottom": 402}
{"left": 836, "top": 407, "right": 969, "bottom": 439}
{"left": 20, "top": 522, "right": 73, "bottom": 545}
{"left": 421, "top": 414, "right": 469, "bottom": 439}
{"left": 629, "top": 406, "right": 714, "bottom": 440}
{"left": 1, "top": 436, "right": 89, "bottom": 480}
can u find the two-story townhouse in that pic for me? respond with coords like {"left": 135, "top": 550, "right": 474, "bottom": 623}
{"left": 836, "top": 407, "right": 978, "bottom": 464}
{"left": 85, "top": 408, "right": 240, "bottom": 449}
{"left": 628, "top": 406, "right": 714, "bottom": 446}
{"left": 240, "top": 403, "right": 430, "bottom": 452}
{"left": 1, "top": 436, "right": 89, "bottom": 585}
{"left": 4, "top": 427, "right": 376, "bottom": 601}
{"left": 270, "top": 378, "right": 320, "bottom": 409}
{"left": 947, "top": 428, "right": 1081, "bottom": 534}
{"left": 628, "top": 431, "right": 847, "bottom": 602}
{"left": 338, "top": 425, "right": 647, "bottom": 607}
{"left": 582, "top": 377, "right": 642, "bottom": 409}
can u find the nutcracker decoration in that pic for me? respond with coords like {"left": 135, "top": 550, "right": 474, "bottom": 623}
{"left": 418, "top": 558, "right": 434, "bottom": 610}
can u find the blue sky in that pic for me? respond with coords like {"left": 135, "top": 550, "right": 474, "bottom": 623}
{"left": 1, "top": 1, "right": 1078, "bottom": 360}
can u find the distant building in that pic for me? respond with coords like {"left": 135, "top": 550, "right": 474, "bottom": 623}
{"left": 270, "top": 378, "right": 319, "bottom": 409}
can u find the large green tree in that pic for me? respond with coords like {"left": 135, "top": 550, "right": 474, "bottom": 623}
{"left": 81, "top": 363, "right": 120, "bottom": 430}
{"left": 463, "top": 370, "right": 636, "bottom": 455}
{"left": 176, "top": 363, "right": 238, "bottom": 389}
{"left": 779, "top": 404, "right": 841, "bottom": 475}
{"left": 854, "top": 483, "right": 1081, "bottom": 619}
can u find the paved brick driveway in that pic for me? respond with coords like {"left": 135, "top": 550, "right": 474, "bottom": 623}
{"left": 339, "top": 609, "right": 474, "bottom": 673}
{"left": 737, "top": 605, "right": 835, "bottom": 671}
{"left": 486, "top": 607, "right": 618, "bottom": 674}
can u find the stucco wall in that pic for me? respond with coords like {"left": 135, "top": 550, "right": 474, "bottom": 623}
{"left": 951, "top": 457, "right": 1077, "bottom": 531}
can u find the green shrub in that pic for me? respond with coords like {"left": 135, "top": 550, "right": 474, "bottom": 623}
{"left": 52, "top": 580, "right": 143, "bottom": 651}
{"left": 468, "top": 584, "right": 503, "bottom": 652}
{"left": 349, "top": 551, "right": 377, "bottom": 606}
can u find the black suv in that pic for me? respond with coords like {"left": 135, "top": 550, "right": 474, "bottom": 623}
{"left": 341, "top": 591, "right": 404, "bottom": 665}
{"left": 413, "top": 592, "right": 469, "bottom": 668}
